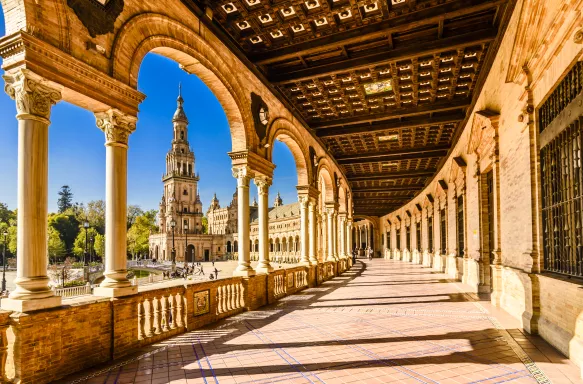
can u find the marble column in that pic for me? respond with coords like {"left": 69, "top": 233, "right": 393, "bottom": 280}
{"left": 2, "top": 69, "right": 62, "bottom": 312}
{"left": 347, "top": 219, "right": 353, "bottom": 255}
{"left": 255, "top": 177, "right": 272, "bottom": 273}
{"left": 332, "top": 210, "right": 339, "bottom": 259}
{"left": 299, "top": 196, "right": 310, "bottom": 265}
{"left": 93, "top": 109, "right": 138, "bottom": 298}
{"left": 233, "top": 167, "right": 255, "bottom": 276}
{"left": 308, "top": 199, "right": 318, "bottom": 264}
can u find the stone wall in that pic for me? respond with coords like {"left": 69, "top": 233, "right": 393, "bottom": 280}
{"left": 381, "top": 0, "right": 583, "bottom": 376}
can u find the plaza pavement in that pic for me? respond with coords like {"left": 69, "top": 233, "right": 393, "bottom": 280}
{"left": 61, "top": 259, "right": 582, "bottom": 384}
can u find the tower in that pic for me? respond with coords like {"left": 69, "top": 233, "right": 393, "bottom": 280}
{"left": 273, "top": 191, "right": 283, "bottom": 207}
{"left": 161, "top": 84, "right": 204, "bottom": 235}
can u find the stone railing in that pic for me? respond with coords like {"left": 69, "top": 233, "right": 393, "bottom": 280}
{"left": 4, "top": 258, "right": 353, "bottom": 383}
{"left": 54, "top": 283, "right": 92, "bottom": 298}
{"left": 131, "top": 274, "right": 165, "bottom": 286}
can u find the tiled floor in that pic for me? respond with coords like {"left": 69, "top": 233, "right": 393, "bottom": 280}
{"left": 63, "top": 259, "right": 582, "bottom": 384}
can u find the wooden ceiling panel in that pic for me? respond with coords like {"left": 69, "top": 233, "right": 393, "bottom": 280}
{"left": 185, "top": 0, "right": 515, "bottom": 217}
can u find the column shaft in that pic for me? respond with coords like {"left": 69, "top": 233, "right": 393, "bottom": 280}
{"left": 327, "top": 210, "right": 335, "bottom": 261}
{"left": 255, "top": 178, "right": 272, "bottom": 273}
{"left": 233, "top": 167, "right": 254, "bottom": 276}
{"left": 308, "top": 201, "right": 318, "bottom": 264}
{"left": 299, "top": 197, "right": 310, "bottom": 265}
{"left": 2, "top": 69, "right": 62, "bottom": 311}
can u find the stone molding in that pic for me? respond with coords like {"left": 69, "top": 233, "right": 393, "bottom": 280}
{"left": 3, "top": 69, "right": 62, "bottom": 123}
{"left": 95, "top": 109, "right": 137, "bottom": 147}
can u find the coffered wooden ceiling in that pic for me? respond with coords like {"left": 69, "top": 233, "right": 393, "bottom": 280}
{"left": 185, "top": 0, "right": 515, "bottom": 217}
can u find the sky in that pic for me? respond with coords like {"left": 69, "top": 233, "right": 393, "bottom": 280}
{"left": 0, "top": 12, "right": 298, "bottom": 213}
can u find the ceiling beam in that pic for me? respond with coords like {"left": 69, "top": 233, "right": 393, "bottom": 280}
{"left": 251, "top": 0, "right": 506, "bottom": 66}
{"left": 315, "top": 112, "right": 465, "bottom": 137}
{"left": 337, "top": 146, "right": 449, "bottom": 165}
{"left": 348, "top": 169, "right": 436, "bottom": 181}
{"left": 269, "top": 29, "right": 497, "bottom": 84}
{"left": 311, "top": 99, "right": 470, "bottom": 128}
{"left": 351, "top": 185, "right": 425, "bottom": 192}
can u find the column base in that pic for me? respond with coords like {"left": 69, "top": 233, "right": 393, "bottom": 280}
{"left": 93, "top": 285, "right": 137, "bottom": 298}
{"left": 256, "top": 266, "right": 274, "bottom": 274}
{"left": 1, "top": 295, "right": 62, "bottom": 312}
{"left": 233, "top": 269, "right": 256, "bottom": 277}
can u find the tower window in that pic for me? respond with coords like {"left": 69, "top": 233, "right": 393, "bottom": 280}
{"left": 180, "top": 131, "right": 184, "bottom": 140}
{"left": 183, "top": 189, "right": 188, "bottom": 195}
{"left": 183, "top": 207, "right": 188, "bottom": 213}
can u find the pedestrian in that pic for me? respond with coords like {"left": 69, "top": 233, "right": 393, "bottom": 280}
{"left": 368, "top": 247, "right": 373, "bottom": 260}
{"left": 214, "top": 268, "right": 219, "bottom": 279}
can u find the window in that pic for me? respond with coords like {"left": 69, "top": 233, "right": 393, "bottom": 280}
{"left": 180, "top": 131, "right": 184, "bottom": 140}
{"left": 183, "top": 207, "right": 187, "bottom": 213}
{"left": 406, "top": 225, "right": 411, "bottom": 250}
{"left": 457, "top": 195, "right": 465, "bottom": 257}
{"left": 428, "top": 215, "right": 433, "bottom": 252}
{"left": 387, "top": 231, "right": 391, "bottom": 250}
{"left": 440, "top": 209, "right": 446, "bottom": 254}
{"left": 540, "top": 62, "right": 583, "bottom": 277}
{"left": 183, "top": 189, "right": 188, "bottom": 195}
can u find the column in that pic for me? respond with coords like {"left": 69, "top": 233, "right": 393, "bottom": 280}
{"left": 325, "top": 208, "right": 334, "bottom": 261}
{"left": 347, "top": 219, "right": 353, "bottom": 255}
{"left": 333, "top": 210, "right": 339, "bottom": 259}
{"left": 308, "top": 199, "right": 318, "bottom": 264}
{"left": 233, "top": 167, "right": 255, "bottom": 276}
{"left": 299, "top": 196, "right": 310, "bottom": 265}
{"left": 93, "top": 109, "right": 138, "bottom": 298}
{"left": 338, "top": 215, "right": 346, "bottom": 258}
{"left": 321, "top": 211, "right": 327, "bottom": 261}
{"left": 254, "top": 177, "right": 272, "bottom": 273}
{"left": 2, "top": 69, "right": 62, "bottom": 311}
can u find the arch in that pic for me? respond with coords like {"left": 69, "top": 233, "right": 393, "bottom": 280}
{"left": 111, "top": 13, "right": 254, "bottom": 151}
{"left": 186, "top": 244, "right": 195, "bottom": 263}
{"left": 338, "top": 185, "right": 348, "bottom": 213}
{"left": 266, "top": 118, "right": 311, "bottom": 185}
{"left": 234, "top": 241, "right": 238, "bottom": 252}
{"left": 226, "top": 240, "right": 232, "bottom": 253}
{"left": 318, "top": 160, "right": 336, "bottom": 203}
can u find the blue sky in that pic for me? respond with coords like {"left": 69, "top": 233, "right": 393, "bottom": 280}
{"left": 0, "top": 13, "right": 298, "bottom": 213}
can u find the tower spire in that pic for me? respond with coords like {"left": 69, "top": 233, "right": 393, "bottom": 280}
{"left": 173, "top": 82, "right": 188, "bottom": 124}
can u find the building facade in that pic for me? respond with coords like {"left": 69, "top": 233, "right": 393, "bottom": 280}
{"left": 150, "top": 91, "right": 303, "bottom": 263}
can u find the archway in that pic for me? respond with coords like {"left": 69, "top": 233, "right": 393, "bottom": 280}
{"left": 226, "top": 241, "right": 232, "bottom": 253}
{"left": 186, "top": 244, "right": 195, "bottom": 263}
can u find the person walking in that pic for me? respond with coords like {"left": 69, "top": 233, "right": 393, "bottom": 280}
{"left": 368, "top": 247, "right": 373, "bottom": 260}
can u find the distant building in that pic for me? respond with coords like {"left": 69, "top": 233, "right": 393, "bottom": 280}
{"left": 149, "top": 89, "right": 301, "bottom": 263}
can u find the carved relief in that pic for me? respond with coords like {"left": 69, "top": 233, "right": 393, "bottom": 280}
{"left": 3, "top": 69, "right": 62, "bottom": 121}
{"left": 95, "top": 109, "right": 137, "bottom": 146}
{"left": 67, "top": 0, "right": 124, "bottom": 38}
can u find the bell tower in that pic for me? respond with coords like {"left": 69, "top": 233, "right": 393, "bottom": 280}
{"left": 161, "top": 84, "right": 204, "bottom": 235}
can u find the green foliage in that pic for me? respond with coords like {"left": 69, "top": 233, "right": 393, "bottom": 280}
{"left": 94, "top": 233, "right": 105, "bottom": 259}
{"left": 127, "top": 205, "right": 144, "bottom": 229}
{"left": 48, "top": 213, "right": 80, "bottom": 254}
{"left": 48, "top": 226, "right": 66, "bottom": 262}
{"left": 57, "top": 185, "right": 74, "bottom": 213}
{"left": 127, "top": 215, "right": 157, "bottom": 258}
{"left": 73, "top": 227, "right": 99, "bottom": 258}
{"left": 0, "top": 203, "right": 15, "bottom": 224}
{"left": 202, "top": 216, "right": 208, "bottom": 234}
{"left": 83, "top": 200, "right": 106, "bottom": 234}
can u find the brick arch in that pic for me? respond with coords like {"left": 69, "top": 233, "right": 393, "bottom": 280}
{"left": 338, "top": 185, "right": 348, "bottom": 214}
{"left": 110, "top": 13, "right": 254, "bottom": 152}
{"left": 266, "top": 118, "right": 311, "bottom": 186}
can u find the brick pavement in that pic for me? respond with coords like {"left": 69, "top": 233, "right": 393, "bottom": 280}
{"left": 62, "top": 259, "right": 582, "bottom": 384}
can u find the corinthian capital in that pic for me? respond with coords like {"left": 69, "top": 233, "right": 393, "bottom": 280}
{"left": 95, "top": 109, "right": 137, "bottom": 147}
{"left": 254, "top": 176, "right": 271, "bottom": 195}
{"left": 3, "top": 69, "right": 62, "bottom": 122}
{"left": 232, "top": 166, "right": 253, "bottom": 186}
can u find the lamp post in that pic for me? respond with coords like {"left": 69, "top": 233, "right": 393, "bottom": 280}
{"left": 83, "top": 220, "right": 89, "bottom": 266}
{"left": 170, "top": 219, "right": 176, "bottom": 272}
{"left": 184, "top": 221, "right": 189, "bottom": 263}
{"left": 2, "top": 231, "right": 7, "bottom": 295}
{"left": 89, "top": 236, "right": 94, "bottom": 264}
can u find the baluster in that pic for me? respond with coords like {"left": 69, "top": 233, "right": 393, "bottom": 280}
{"left": 231, "top": 284, "right": 237, "bottom": 310}
{"left": 153, "top": 297, "right": 162, "bottom": 335}
{"left": 146, "top": 298, "right": 154, "bottom": 338}
{"left": 225, "top": 285, "right": 231, "bottom": 311}
{"left": 161, "top": 295, "right": 169, "bottom": 332}
{"left": 221, "top": 285, "right": 227, "bottom": 313}
{"left": 168, "top": 293, "right": 176, "bottom": 330}
{"left": 0, "top": 324, "right": 7, "bottom": 383}
{"left": 216, "top": 289, "right": 221, "bottom": 315}
{"left": 237, "top": 283, "right": 243, "bottom": 309}
{"left": 177, "top": 293, "right": 185, "bottom": 328}
{"left": 138, "top": 301, "right": 146, "bottom": 340}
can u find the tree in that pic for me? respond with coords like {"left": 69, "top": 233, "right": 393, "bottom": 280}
{"left": 0, "top": 203, "right": 15, "bottom": 224}
{"left": 94, "top": 233, "right": 105, "bottom": 260}
{"left": 48, "top": 213, "right": 80, "bottom": 254}
{"left": 127, "top": 205, "right": 144, "bottom": 229}
{"left": 202, "top": 216, "right": 208, "bottom": 234}
{"left": 47, "top": 226, "right": 66, "bottom": 263}
{"left": 84, "top": 200, "right": 106, "bottom": 234}
{"left": 127, "top": 215, "right": 156, "bottom": 259}
{"left": 0, "top": 222, "right": 14, "bottom": 258}
{"left": 57, "top": 185, "right": 74, "bottom": 213}
{"left": 48, "top": 257, "right": 74, "bottom": 287}
{"left": 73, "top": 227, "right": 99, "bottom": 259}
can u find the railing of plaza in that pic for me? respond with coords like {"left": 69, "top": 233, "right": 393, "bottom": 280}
{"left": 131, "top": 274, "right": 165, "bottom": 286}
{"left": 137, "top": 287, "right": 187, "bottom": 340}
{"left": 54, "top": 283, "right": 92, "bottom": 298}
{"left": 272, "top": 270, "right": 286, "bottom": 300}
{"left": 216, "top": 279, "right": 244, "bottom": 316}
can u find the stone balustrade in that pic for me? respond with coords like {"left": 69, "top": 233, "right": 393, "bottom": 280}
{"left": 54, "top": 283, "right": 92, "bottom": 298}
{"left": 0, "top": 258, "right": 352, "bottom": 383}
